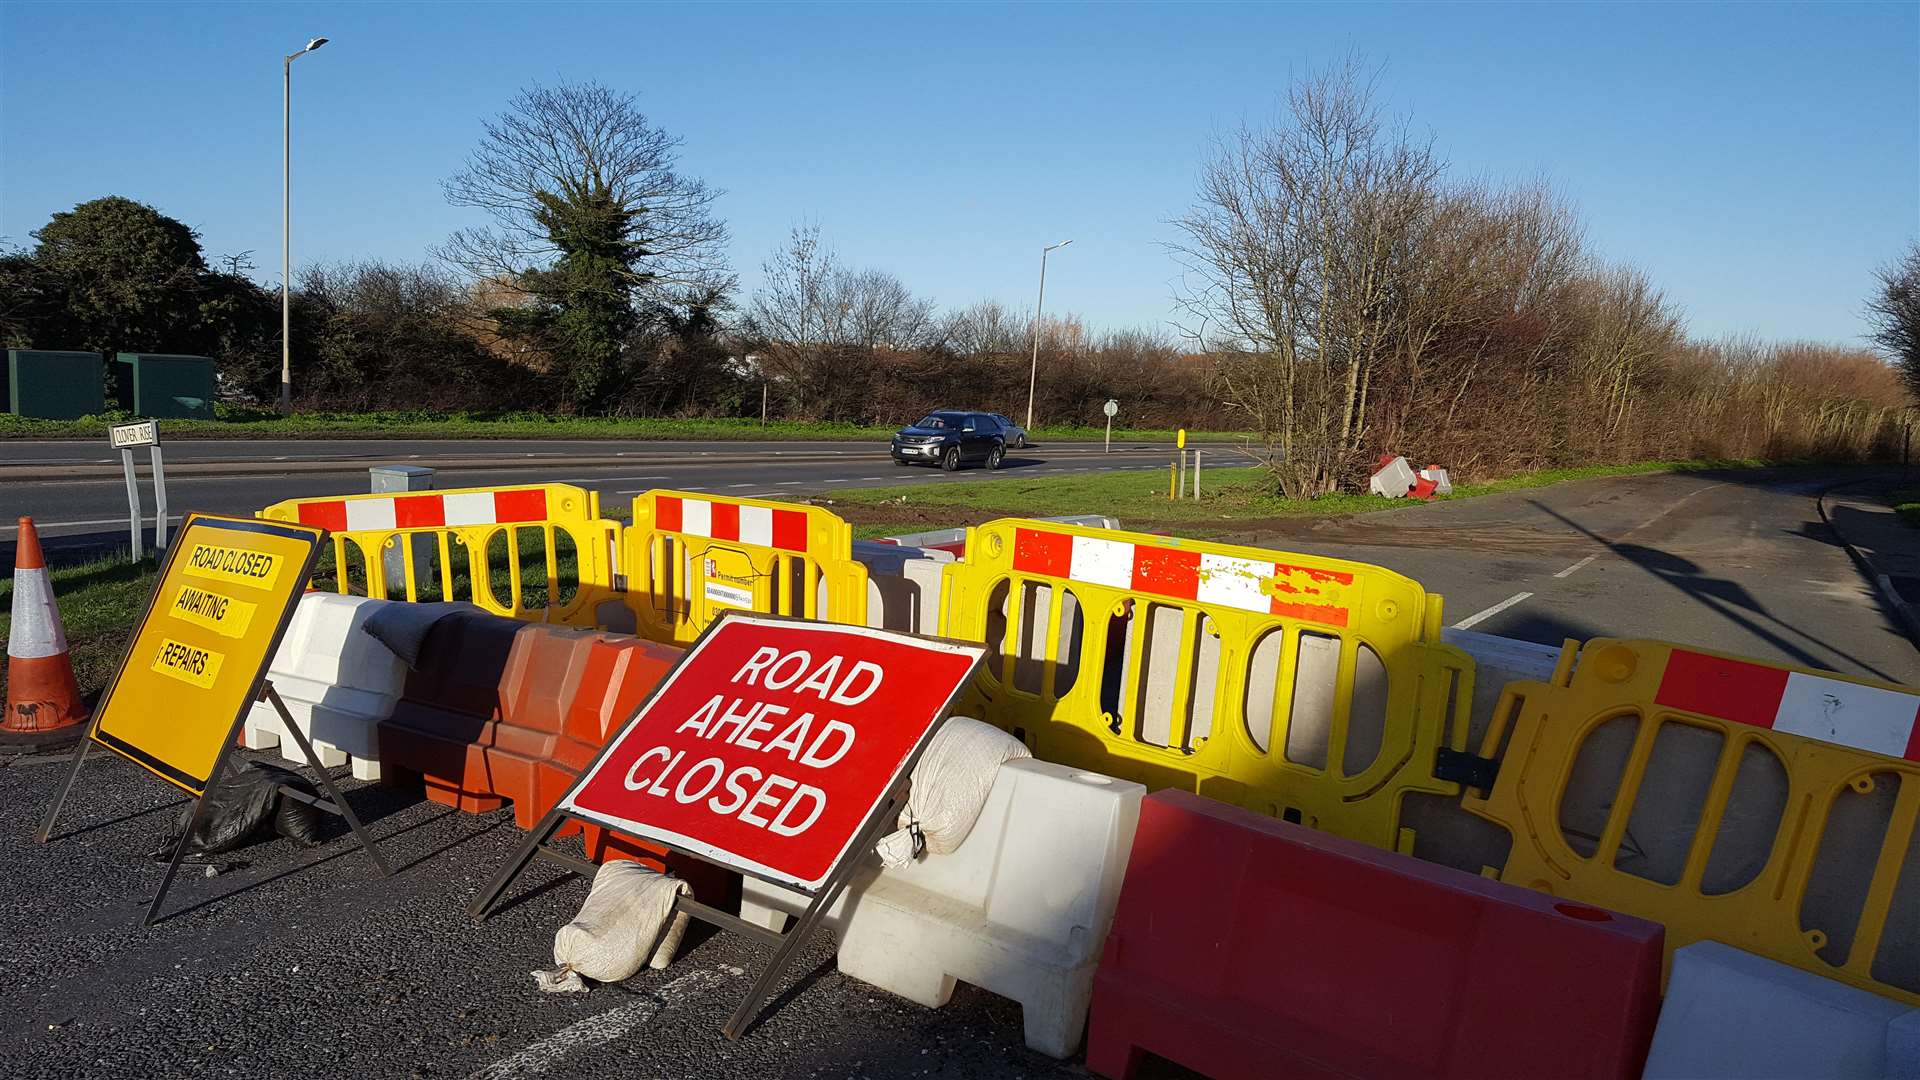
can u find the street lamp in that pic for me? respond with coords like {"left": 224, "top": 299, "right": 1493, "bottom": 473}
{"left": 1025, "top": 239, "right": 1072, "bottom": 432}
{"left": 281, "top": 36, "right": 328, "bottom": 414}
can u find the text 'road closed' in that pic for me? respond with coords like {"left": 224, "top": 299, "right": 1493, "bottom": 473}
{"left": 563, "top": 617, "right": 985, "bottom": 891}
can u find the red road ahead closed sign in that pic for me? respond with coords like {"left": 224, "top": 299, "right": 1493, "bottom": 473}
{"left": 561, "top": 614, "right": 987, "bottom": 891}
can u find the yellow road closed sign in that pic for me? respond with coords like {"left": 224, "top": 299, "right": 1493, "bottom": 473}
{"left": 89, "top": 514, "right": 324, "bottom": 794}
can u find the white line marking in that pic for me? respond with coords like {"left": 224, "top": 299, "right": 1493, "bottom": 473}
{"left": 1452, "top": 591, "right": 1534, "bottom": 630}
{"left": 681, "top": 485, "right": 709, "bottom": 491}
{"left": 466, "top": 968, "right": 728, "bottom": 1079}
{"left": 727, "top": 483, "right": 753, "bottom": 488}
{"left": 775, "top": 481, "right": 801, "bottom": 486}
{"left": 825, "top": 478, "right": 849, "bottom": 483}
{"left": 1554, "top": 554, "right": 1598, "bottom": 579}
{"left": 0, "top": 515, "right": 183, "bottom": 534}
{"left": 859, "top": 477, "right": 884, "bottom": 481}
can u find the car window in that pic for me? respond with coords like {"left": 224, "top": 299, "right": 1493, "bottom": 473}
{"left": 962, "top": 417, "right": 978, "bottom": 432}
{"left": 914, "top": 414, "right": 960, "bottom": 430}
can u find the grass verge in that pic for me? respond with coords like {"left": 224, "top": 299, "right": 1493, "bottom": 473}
{"left": 0, "top": 557, "right": 160, "bottom": 702}
{"left": 823, "top": 457, "right": 1770, "bottom": 540}
{"left": 0, "top": 407, "right": 1242, "bottom": 445}
{"left": 1892, "top": 488, "right": 1920, "bottom": 528}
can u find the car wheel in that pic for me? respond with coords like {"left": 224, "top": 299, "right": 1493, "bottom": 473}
{"left": 987, "top": 445, "right": 1004, "bottom": 470}
{"left": 941, "top": 446, "right": 961, "bottom": 472}
{"left": 1016, "top": 435, "right": 1026, "bottom": 449}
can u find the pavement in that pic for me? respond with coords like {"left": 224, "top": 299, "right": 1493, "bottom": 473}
{"left": 1817, "top": 476, "right": 1920, "bottom": 648}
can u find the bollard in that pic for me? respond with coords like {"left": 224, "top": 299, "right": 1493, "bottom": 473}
{"left": 369, "top": 465, "right": 436, "bottom": 597}
{"left": 1191, "top": 450, "right": 1201, "bottom": 500}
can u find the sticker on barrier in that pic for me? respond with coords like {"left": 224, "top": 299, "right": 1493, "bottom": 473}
{"left": 1461, "top": 637, "right": 1920, "bottom": 1006}
{"left": 471, "top": 612, "right": 987, "bottom": 1040}
{"left": 259, "top": 483, "right": 620, "bottom": 627}
{"left": 939, "top": 517, "right": 1477, "bottom": 853}
{"left": 626, "top": 491, "right": 869, "bottom": 646}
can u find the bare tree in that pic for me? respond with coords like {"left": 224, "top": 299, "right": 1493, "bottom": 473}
{"left": 945, "top": 300, "right": 1027, "bottom": 356}
{"left": 1868, "top": 242, "right": 1920, "bottom": 396}
{"left": 1170, "top": 59, "right": 1441, "bottom": 496}
{"left": 440, "top": 81, "right": 729, "bottom": 296}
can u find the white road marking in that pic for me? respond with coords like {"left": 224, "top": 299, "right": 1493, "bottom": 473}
{"left": 1554, "top": 554, "right": 1599, "bottom": 579}
{"left": 825, "top": 478, "right": 849, "bottom": 483}
{"left": 775, "top": 481, "right": 801, "bottom": 485}
{"left": 727, "top": 483, "right": 754, "bottom": 488}
{"left": 1, "top": 515, "right": 182, "bottom": 534}
{"left": 859, "top": 477, "right": 884, "bottom": 481}
{"left": 465, "top": 968, "right": 729, "bottom": 1080}
{"left": 1453, "top": 591, "right": 1534, "bottom": 630}
{"left": 681, "top": 485, "right": 709, "bottom": 491}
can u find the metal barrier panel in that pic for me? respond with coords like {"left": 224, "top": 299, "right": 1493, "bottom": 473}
{"left": 940, "top": 518, "right": 1475, "bottom": 853}
{"left": 258, "top": 484, "right": 619, "bottom": 627}
{"left": 623, "top": 490, "right": 869, "bottom": 646}
{"left": 1461, "top": 638, "right": 1920, "bottom": 1006}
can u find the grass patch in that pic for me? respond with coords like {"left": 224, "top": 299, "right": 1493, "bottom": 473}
{"left": 1892, "top": 488, "right": 1920, "bottom": 528}
{"left": 825, "top": 457, "right": 1771, "bottom": 540}
{"left": 0, "top": 556, "right": 160, "bottom": 701}
{"left": 0, "top": 407, "right": 1243, "bottom": 445}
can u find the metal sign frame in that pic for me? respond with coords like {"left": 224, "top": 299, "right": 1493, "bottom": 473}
{"left": 36, "top": 513, "right": 391, "bottom": 925}
{"left": 470, "top": 610, "right": 986, "bottom": 1039}
{"left": 108, "top": 422, "right": 168, "bottom": 558}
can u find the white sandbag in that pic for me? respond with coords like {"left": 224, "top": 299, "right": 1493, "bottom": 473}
{"left": 533, "top": 861, "right": 692, "bottom": 993}
{"left": 880, "top": 717, "right": 1030, "bottom": 864}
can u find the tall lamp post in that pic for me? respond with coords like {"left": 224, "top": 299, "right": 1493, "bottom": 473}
{"left": 281, "top": 36, "right": 328, "bottom": 414}
{"left": 1024, "top": 239, "right": 1072, "bottom": 432}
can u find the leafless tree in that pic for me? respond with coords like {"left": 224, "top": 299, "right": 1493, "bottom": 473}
{"left": 1867, "top": 242, "right": 1920, "bottom": 396}
{"left": 439, "top": 81, "right": 729, "bottom": 296}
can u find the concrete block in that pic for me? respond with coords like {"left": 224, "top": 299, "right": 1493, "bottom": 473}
{"left": 1644, "top": 940, "right": 1917, "bottom": 1079}
{"left": 1369, "top": 455, "right": 1417, "bottom": 498}
{"left": 849, "top": 540, "right": 953, "bottom": 636}
{"left": 739, "top": 759, "right": 1144, "bottom": 1058}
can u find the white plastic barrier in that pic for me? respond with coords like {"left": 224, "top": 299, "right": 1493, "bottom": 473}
{"left": 1644, "top": 940, "right": 1920, "bottom": 1079}
{"left": 242, "top": 593, "right": 407, "bottom": 781}
{"left": 847, "top": 540, "right": 953, "bottom": 636}
{"left": 739, "top": 758, "right": 1145, "bottom": 1058}
{"left": 1369, "top": 455, "right": 1418, "bottom": 497}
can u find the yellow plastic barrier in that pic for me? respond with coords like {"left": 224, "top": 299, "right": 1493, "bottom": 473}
{"left": 1462, "top": 638, "right": 1920, "bottom": 1004}
{"left": 623, "top": 490, "right": 869, "bottom": 646}
{"left": 939, "top": 517, "right": 1477, "bottom": 852}
{"left": 258, "top": 483, "right": 620, "bottom": 627}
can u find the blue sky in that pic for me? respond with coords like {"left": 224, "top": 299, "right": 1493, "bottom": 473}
{"left": 3, "top": 2, "right": 1915, "bottom": 347}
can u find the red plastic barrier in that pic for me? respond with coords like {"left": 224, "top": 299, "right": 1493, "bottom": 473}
{"left": 378, "top": 610, "right": 521, "bottom": 813}
{"left": 1086, "top": 790, "right": 1664, "bottom": 1080}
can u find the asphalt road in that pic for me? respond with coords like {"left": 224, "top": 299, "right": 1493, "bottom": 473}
{"left": 0, "top": 460, "right": 1914, "bottom": 1078}
{"left": 1236, "top": 465, "right": 1920, "bottom": 684}
{"left": 0, "top": 438, "right": 1177, "bottom": 550}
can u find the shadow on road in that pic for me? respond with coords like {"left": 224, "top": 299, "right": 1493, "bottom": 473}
{"left": 1527, "top": 497, "right": 1903, "bottom": 682}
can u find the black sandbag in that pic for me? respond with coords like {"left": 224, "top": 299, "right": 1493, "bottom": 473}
{"left": 149, "top": 761, "right": 321, "bottom": 860}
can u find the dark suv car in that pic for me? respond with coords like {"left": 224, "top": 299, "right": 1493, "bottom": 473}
{"left": 890, "top": 411, "right": 1006, "bottom": 470}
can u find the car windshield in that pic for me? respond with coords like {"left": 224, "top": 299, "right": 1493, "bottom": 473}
{"left": 912, "top": 413, "right": 966, "bottom": 430}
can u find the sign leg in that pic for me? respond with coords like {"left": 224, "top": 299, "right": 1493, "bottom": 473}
{"left": 268, "top": 686, "right": 390, "bottom": 877}
{"left": 35, "top": 736, "right": 92, "bottom": 843}
{"left": 149, "top": 446, "right": 169, "bottom": 551}
{"left": 721, "top": 795, "right": 902, "bottom": 1040}
{"left": 144, "top": 771, "right": 223, "bottom": 927}
{"left": 470, "top": 807, "right": 569, "bottom": 923}
{"left": 119, "top": 448, "right": 143, "bottom": 561}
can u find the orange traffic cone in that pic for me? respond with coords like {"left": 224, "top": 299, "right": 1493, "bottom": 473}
{"left": 4, "top": 517, "right": 89, "bottom": 746}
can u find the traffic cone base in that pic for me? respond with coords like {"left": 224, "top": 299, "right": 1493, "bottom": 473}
{"left": 4, "top": 517, "right": 89, "bottom": 746}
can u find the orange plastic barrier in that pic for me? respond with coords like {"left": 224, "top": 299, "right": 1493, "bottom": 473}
{"left": 1086, "top": 790, "right": 1665, "bottom": 1080}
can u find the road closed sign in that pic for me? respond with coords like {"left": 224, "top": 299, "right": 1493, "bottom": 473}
{"left": 89, "top": 514, "right": 324, "bottom": 793}
{"left": 561, "top": 614, "right": 987, "bottom": 891}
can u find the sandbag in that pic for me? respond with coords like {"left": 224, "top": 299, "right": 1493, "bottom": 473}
{"left": 880, "top": 717, "right": 1029, "bottom": 865}
{"left": 360, "top": 601, "right": 480, "bottom": 669}
{"left": 534, "top": 861, "right": 692, "bottom": 993}
{"left": 149, "top": 761, "right": 321, "bottom": 860}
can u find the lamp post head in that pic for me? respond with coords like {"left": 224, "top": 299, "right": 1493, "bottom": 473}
{"left": 306, "top": 37, "right": 328, "bottom": 51}
{"left": 1045, "top": 239, "right": 1074, "bottom": 255}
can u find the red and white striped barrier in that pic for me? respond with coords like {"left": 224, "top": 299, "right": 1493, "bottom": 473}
{"left": 1011, "top": 526, "right": 1354, "bottom": 628}
{"left": 293, "top": 489, "right": 550, "bottom": 532}
{"left": 1655, "top": 648, "right": 1920, "bottom": 761}
{"left": 653, "top": 494, "right": 810, "bottom": 553}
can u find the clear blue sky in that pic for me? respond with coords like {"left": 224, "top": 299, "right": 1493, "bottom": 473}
{"left": 3, "top": 2, "right": 1915, "bottom": 348}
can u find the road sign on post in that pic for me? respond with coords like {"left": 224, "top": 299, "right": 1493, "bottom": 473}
{"left": 36, "top": 513, "right": 390, "bottom": 925}
{"left": 472, "top": 611, "right": 988, "bottom": 1038}
{"left": 1103, "top": 399, "right": 1118, "bottom": 453}
{"left": 108, "top": 421, "right": 169, "bottom": 557}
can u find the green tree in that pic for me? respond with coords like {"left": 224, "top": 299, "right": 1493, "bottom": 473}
{"left": 30, "top": 196, "right": 213, "bottom": 354}
{"left": 442, "top": 82, "right": 730, "bottom": 412}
